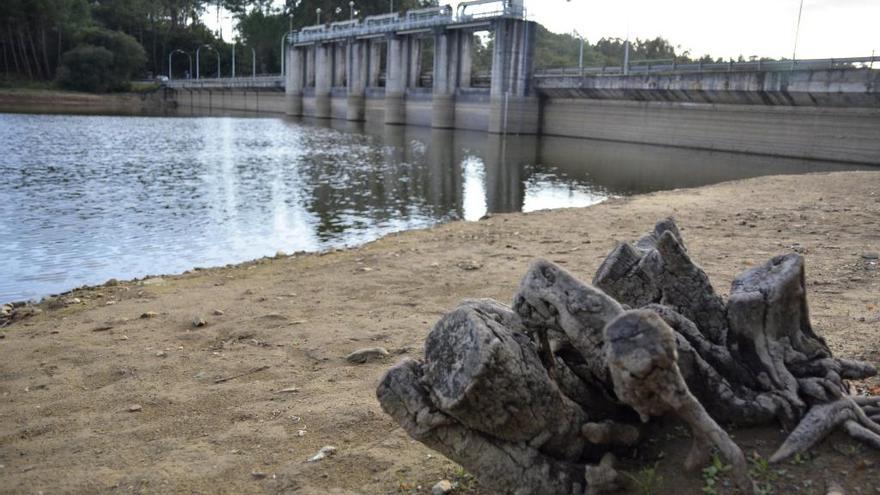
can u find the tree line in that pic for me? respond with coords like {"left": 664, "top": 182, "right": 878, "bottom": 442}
{"left": 0, "top": 0, "right": 437, "bottom": 92}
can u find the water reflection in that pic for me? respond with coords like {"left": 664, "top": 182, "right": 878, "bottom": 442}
{"left": 0, "top": 113, "right": 869, "bottom": 302}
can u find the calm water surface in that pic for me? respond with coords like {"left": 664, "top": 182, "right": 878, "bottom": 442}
{"left": 0, "top": 113, "right": 867, "bottom": 303}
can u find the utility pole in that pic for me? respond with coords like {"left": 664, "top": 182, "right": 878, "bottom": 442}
{"left": 791, "top": 0, "right": 804, "bottom": 67}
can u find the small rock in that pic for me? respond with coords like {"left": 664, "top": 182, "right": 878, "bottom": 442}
{"left": 105, "top": 278, "right": 120, "bottom": 287}
{"left": 128, "top": 404, "right": 142, "bottom": 412}
{"left": 155, "top": 351, "right": 167, "bottom": 358}
{"left": 213, "top": 309, "right": 225, "bottom": 316}
{"left": 275, "top": 251, "right": 287, "bottom": 258}
{"left": 276, "top": 387, "right": 300, "bottom": 394}
{"left": 66, "top": 297, "right": 82, "bottom": 305}
{"left": 140, "top": 311, "right": 158, "bottom": 319}
{"left": 432, "top": 480, "right": 454, "bottom": 495}
{"left": 194, "top": 371, "right": 209, "bottom": 380}
{"left": 251, "top": 470, "right": 268, "bottom": 480}
{"left": 826, "top": 481, "right": 845, "bottom": 495}
{"left": 862, "top": 252, "right": 880, "bottom": 260}
{"left": 307, "top": 445, "right": 336, "bottom": 463}
{"left": 345, "top": 347, "right": 389, "bottom": 364}
{"left": 456, "top": 260, "right": 482, "bottom": 271}
{"left": 192, "top": 316, "right": 207, "bottom": 328}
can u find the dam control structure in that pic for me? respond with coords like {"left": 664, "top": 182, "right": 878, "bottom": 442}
{"left": 282, "top": 0, "right": 536, "bottom": 134}
{"left": 165, "top": 0, "right": 880, "bottom": 165}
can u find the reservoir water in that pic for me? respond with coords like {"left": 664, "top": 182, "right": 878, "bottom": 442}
{"left": 0, "top": 113, "right": 868, "bottom": 303}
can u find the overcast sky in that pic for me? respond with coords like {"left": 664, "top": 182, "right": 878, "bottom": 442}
{"left": 206, "top": 0, "right": 879, "bottom": 60}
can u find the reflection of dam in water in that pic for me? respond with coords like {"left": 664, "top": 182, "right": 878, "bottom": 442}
{"left": 1, "top": 112, "right": 871, "bottom": 302}
{"left": 312, "top": 118, "right": 870, "bottom": 220}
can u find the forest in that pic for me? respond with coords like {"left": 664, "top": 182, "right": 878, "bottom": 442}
{"left": 0, "top": 0, "right": 726, "bottom": 92}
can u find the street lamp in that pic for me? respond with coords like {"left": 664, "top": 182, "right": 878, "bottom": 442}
{"left": 250, "top": 47, "right": 256, "bottom": 79}
{"left": 168, "top": 49, "right": 192, "bottom": 80}
{"left": 390, "top": 0, "right": 394, "bottom": 14}
{"left": 573, "top": 30, "right": 584, "bottom": 75}
{"left": 350, "top": 1, "right": 355, "bottom": 20}
{"left": 316, "top": 8, "right": 322, "bottom": 25}
{"left": 196, "top": 44, "right": 220, "bottom": 79}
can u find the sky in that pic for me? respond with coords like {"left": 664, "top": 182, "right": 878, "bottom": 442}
{"left": 205, "top": 0, "right": 880, "bottom": 60}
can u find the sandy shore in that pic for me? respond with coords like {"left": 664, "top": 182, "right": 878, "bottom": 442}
{"left": 1, "top": 171, "right": 879, "bottom": 494}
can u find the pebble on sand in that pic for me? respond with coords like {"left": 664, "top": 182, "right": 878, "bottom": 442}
{"left": 307, "top": 445, "right": 337, "bottom": 463}
{"left": 345, "top": 347, "right": 389, "bottom": 364}
{"left": 432, "top": 480, "right": 454, "bottom": 495}
{"left": 128, "top": 404, "right": 142, "bottom": 412}
{"left": 192, "top": 316, "right": 207, "bottom": 327}
{"left": 140, "top": 311, "right": 158, "bottom": 319}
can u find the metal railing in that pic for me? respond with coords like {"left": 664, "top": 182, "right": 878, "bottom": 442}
{"left": 164, "top": 75, "right": 283, "bottom": 89}
{"left": 288, "top": 3, "right": 524, "bottom": 45}
{"left": 534, "top": 55, "right": 878, "bottom": 78}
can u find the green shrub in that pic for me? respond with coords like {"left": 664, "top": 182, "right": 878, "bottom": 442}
{"left": 56, "top": 45, "right": 116, "bottom": 92}
{"left": 56, "top": 28, "right": 146, "bottom": 93}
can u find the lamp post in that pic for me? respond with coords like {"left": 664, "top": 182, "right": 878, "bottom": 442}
{"left": 168, "top": 49, "right": 192, "bottom": 80}
{"left": 389, "top": 0, "right": 393, "bottom": 14}
{"left": 196, "top": 44, "right": 220, "bottom": 79}
{"left": 350, "top": 1, "right": 355, "bottom": 20}
{"left": 232, "top": 42, "right": 236, "bottom": 78}
{"left": 573, "top": 30, "right": 584, "bottom": 75}
{"left": 316, "top": 7, "right": 322, "bottom": 25}
{"left": 251, "top": 47, "right": 256, "bottom": 78}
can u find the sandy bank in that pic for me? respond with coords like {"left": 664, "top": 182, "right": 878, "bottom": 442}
{"left": 0, "top": 88, "right": 170, "bottom": 116}
{"left": 1, "top": 171, "right": 879, "bottom": 494}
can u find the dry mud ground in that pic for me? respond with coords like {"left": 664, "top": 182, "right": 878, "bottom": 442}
{"left": 1, "top": 171, "right": 880, "bottom": 495}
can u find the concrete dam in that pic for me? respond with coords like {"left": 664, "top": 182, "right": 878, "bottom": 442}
{"left": 166, "top": 0, "right": 880, "bottom": 165}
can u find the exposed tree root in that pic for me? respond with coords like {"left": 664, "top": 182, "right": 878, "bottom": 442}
{"left": 377, "top": 218, "right": 878, "bottom": 494}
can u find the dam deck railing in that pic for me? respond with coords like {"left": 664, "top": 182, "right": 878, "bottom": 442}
{"left": 534, "top": 55, "right": 878, "bottom": 78}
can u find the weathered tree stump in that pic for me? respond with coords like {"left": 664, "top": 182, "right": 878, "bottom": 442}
{"left": 377, "top": 218, "right": 879, "bottom": 494}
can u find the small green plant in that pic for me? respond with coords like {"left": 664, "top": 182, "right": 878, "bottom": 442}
{"left": 701, "top": 454, "right": 731, "bottom": 495}
{"left": 624, "top": 462, "right": 664, "bottom": 495}
{"left": 450, "top": 464, "right": 478, "bottom": 492}
{"left": 790, "top": 452, "right": 809, "bottom": 465}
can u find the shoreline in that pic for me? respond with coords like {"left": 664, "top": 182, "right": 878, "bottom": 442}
{"left": 1, "top": 171, "right": 879, "bottom": 493}
{"left": 0, "top": 87, "right": 172, "bottom": 116}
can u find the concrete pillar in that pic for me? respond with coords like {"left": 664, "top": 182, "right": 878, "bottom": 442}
{"left": 408, "top": 36, "right": 422, "bottom": 87}
{"left": 285, "top": 46, "right": 305, "bottom": 116}
{"left": 432, "top": 29, "right": 460, "bottom": 129}
{"left": 460, "top": 32, "right": 473, "bottom": 89}
{"left": 489, "top": 19, "right": 539, "bottom": 134}
{"left": 315, "top": 43, "right": 332, "bottom": 118}
{"left": 368, "top": 41, "right": 382, "bottom": 87}
{"left": 385, "top": 35, "right": 407, "bottom": 125}
{"left": 347, "top": 40, "right": 368, "bottom": 121}
{"left": 333, "top": 43, "right": 346, "bottom": 87}
{"left": 306, "top": 46, "right": 316, "bottom": 87}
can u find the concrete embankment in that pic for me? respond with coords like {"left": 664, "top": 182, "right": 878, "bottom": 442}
{"left": 0, "top": 88, "right": 173, "bottom": 116}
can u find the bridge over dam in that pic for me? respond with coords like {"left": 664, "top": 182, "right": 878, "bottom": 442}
{"left": 165, "top": 1, "right": 880, "bottom": 165}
